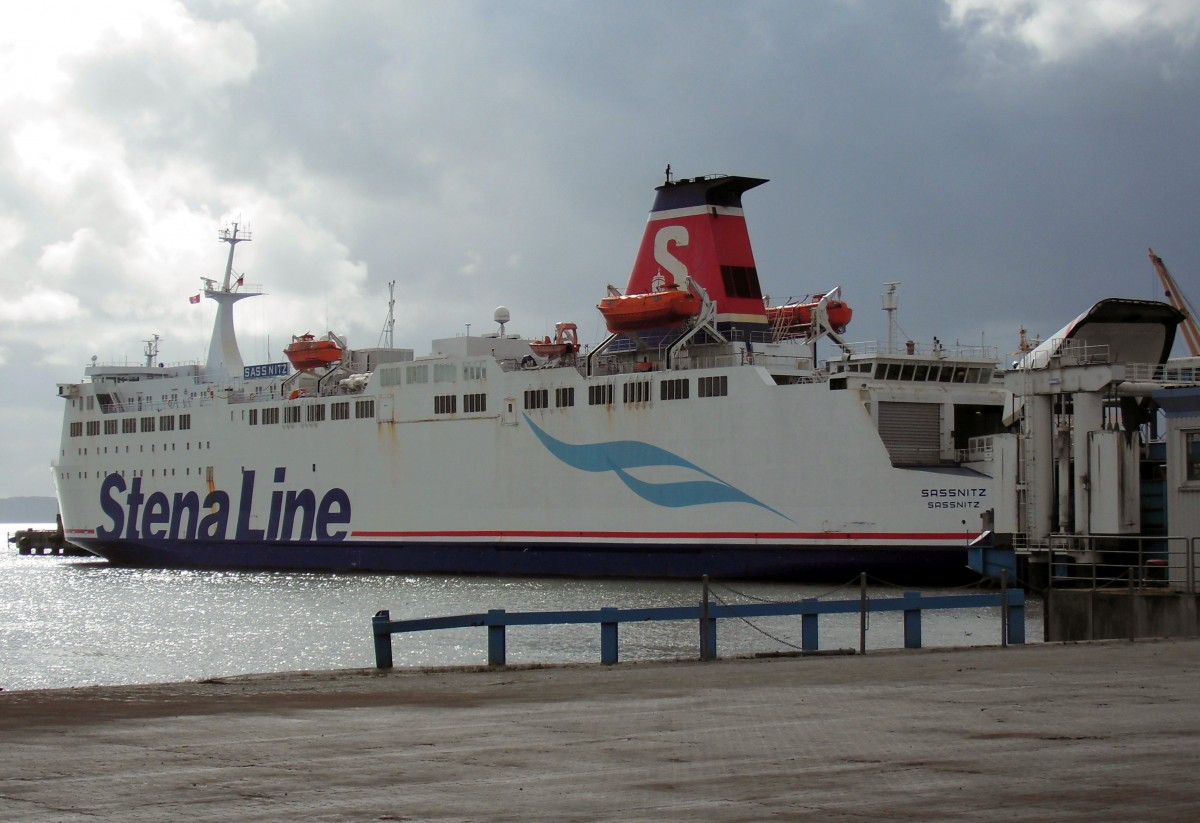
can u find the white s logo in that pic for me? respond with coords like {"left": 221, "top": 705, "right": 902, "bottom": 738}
{"left": 654, "top": 225, "right": 689, "bottom": 286}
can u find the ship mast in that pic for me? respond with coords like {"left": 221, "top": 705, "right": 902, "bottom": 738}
{"left": 204, "top": 223, "right": 261, "bottom": 377}
{"left": 143, "top": 334, "right": 160, "bottom": 368}
{"left": 378, "top": 280, "right": 396, "bottom": 349}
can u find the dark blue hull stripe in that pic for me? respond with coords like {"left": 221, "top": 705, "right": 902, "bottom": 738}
{"left": 73, "top": 539, "right": 971, "bottom": 582}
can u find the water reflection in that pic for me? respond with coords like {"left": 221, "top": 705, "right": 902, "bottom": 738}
{"left": 0, "top": 543, "right": 1041, "bottom": 691}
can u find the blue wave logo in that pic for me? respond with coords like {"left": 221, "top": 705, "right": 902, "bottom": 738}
{"left": 524, "top": 414, "right": 789, "bottom": 518}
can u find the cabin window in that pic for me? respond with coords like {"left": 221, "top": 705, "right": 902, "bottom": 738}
{"left": 698, "top": 375, "right": 728, "bottom": 398}
{"left": 69, "top": 421, "right": 83, "bottom": 437}
{"left": 306, "top": 403, "right": 326, "bottom": 423}
{"left": 331, "top": 401, "right": 350, "bottom": 420}
{"left": 123, "top": 418, "right": 137, "bottom": 434}
{"left": 355, "top": 399, "right": 375, "bottom": 419}
{"left": 913, "top": 364, "right": 929, "bottom": 381}
{"left": 405, "top": 364, "right": 429, "bottom": 384}
{"left": 661, "top": 378, "right": 689, "bottom": 401}
{"left": 588, "top": 384, "right": 614, "bottom": 406}
{"left": 140, "top": 416, "right": 156, "bottom": 433}
{"left": 104, "top": 419, "right": 118, "bottom": 435}
{"left": 378, "top": 366, "right": 402, "bottom": 387}
{"left": 555, "top": 387, "right": 574, "bottom": 408}
{"left": 159, "top": 415, "right": 175, "bottom": 431}
{"left": 464, "top": 393, "right": 487, "bottom": 413}
{"left": 284, "top": 406, "right": 301, "bottom": 424}
{"left": 434, "top": 394, "right": 457, "bottom": 414}
{"left": 524, "top": 389, "right": 549, "bottom": 410}
{"left": 623, "top": 380, "right": 650, "bottom": 404}
{"left": 86, "top": 420, "right": 100, "bottom": 436}
{"left": 263, "top": 407, "right": 279, "bottom": 425}
{"left": 434, "top": 364, "right": 456, "bottom": 383}
{"left": 464, "top": 362, "right": 487, "bottom": 380}
{"left": 179, "top": 414, "right": 191, "bottom": 430}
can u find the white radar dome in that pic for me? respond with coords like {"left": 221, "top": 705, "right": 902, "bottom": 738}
{"left": 493, "top": 306, "right": 510, "bottom": 325}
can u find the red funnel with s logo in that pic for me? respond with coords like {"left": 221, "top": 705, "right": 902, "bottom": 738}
{"left": 623, "top": 174, "right": 770, "bottom": 332}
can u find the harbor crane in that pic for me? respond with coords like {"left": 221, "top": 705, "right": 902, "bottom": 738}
{"left": 1149, "top": 248, "right": 1200, "bottom": 357}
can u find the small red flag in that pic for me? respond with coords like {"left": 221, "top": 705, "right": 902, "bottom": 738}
{"left": 236, "top": 275, "right": 244, "bottom": 287}
{"left": 189, "top": 294, "right": 201, "bottom": 304}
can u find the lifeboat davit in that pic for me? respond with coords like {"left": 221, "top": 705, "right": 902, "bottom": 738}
{"left": 766, "top": 298, "right": 853, "bottom": 333}
{"left": 529, "top": 322, "right": 580, "bottom": 358}
{"left": 598, "top": 286, "right": 702, "bottom": 334}
{"left": 285, "top": 333, "right": 343, "bottom": 371}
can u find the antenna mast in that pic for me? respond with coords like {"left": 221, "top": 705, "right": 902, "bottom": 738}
{"left": 882, "top": 282, "right": 899, "bottom": 354}
{"left": 378, "top": 280, "right": 396, "bottom": 349}
{"left": 143, "top": 334, "right": 161, "bottom": 368}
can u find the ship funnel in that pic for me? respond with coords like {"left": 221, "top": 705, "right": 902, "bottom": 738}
{"left": 624, "top": 173, "right": 769, "bottom": 331}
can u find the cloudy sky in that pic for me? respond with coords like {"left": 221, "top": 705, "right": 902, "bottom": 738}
{"left": 1, "top": 0, "right": 1198, "bottom": 501}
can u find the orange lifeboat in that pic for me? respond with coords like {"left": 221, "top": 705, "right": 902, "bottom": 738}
{"left": 529, "top": 322, "right": 580, "bottom": 358}
{"left": 766, "top": 298, "right": 853, "bottom": 333}
{"left": 285, "top": 333, "right": 343, "bottom": 370}
{"left": 597, "top": 286, "right": 702, "bottom": 334}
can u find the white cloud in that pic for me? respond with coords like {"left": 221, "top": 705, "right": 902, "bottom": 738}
{"left": 0, "top": 288, "right": 85, "bottom": 325}
{"left": 0, "top": 0, "right": 255, "bottom": 107}
{"left": 945, "top": 0, "right": 1200, "bottom": 62}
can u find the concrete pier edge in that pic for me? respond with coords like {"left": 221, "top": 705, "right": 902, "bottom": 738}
{"left": 3, "top": 638, "right": 1199, "bottom": 821}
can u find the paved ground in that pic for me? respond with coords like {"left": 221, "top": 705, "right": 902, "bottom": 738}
{"left": 2, "top": 639, "right": 1198, "bottom": 822}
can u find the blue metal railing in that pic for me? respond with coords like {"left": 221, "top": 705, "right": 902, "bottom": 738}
{"left": 371, "top": 588, "right": 1025, "bottom": 668}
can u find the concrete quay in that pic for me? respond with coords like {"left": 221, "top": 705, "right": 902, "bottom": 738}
{"left": 2, "top": 639, "right": 1198, "bottom": 822}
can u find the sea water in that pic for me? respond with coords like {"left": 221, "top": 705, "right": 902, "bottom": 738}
{"left": 1, "top": 523, "right": 1041, "bottom": 691}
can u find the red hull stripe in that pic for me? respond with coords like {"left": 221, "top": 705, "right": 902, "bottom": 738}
{"left": 351, "top": 530, "right": 971, "bottom": 541}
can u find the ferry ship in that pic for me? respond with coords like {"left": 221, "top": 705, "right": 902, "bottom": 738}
{"left": 52, "top": 171, "right": 1182, "bottom": 580}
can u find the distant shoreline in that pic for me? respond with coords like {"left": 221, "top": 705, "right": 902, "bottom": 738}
{"left": 0, "top": 497, "right": 58, "bottom": 523}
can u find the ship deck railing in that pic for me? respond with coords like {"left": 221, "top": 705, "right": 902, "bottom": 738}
{"left": 370, "top": 585, "right": 1025, "bottom": 668}
{"left": 586, "top": 351, "right": 817, "bottom": 375}
{"left": 960, "top": 435, "right": 997, "bottom": 462}
{"left": 836, "top": 340, "right": 1000, "bottom": 362}
{"left": 1122, "top": 362, "right": 1200, "bottom": 385}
